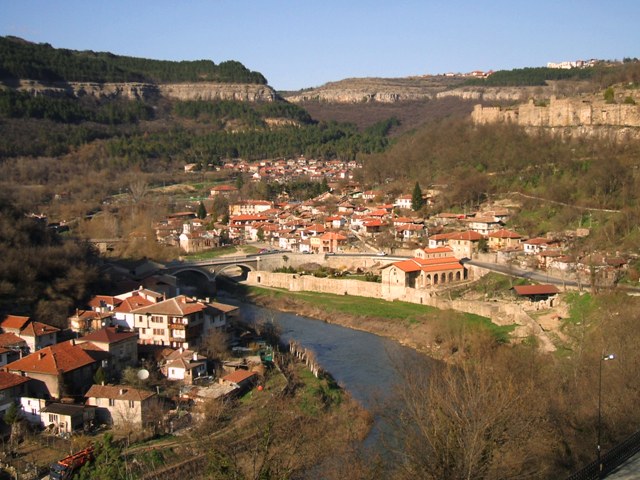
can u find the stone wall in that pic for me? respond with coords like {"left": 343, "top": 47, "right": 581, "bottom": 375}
{"left": 246, "top": 269, "right": 531, "bottom": 329}
{"left": 247, "top": 271, "right": 382, "bottom": 297}
{"left": 472, "top": 95, "right": 640, "bottom": 139}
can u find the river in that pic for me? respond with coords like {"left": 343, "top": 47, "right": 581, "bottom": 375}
{"left": 225, "top": 297, "right": 432, "bottom": 455}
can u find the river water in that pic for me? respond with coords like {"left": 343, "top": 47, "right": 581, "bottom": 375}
{"left": 232, "top": 299, "right": 432, "bottom": 456}
{"left": 240, "top": 303, "right": 411, "bottom": 407}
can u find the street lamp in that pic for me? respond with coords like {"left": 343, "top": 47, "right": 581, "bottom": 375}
{"left": 597, "top": 352, "right": 615, "bottom": 478}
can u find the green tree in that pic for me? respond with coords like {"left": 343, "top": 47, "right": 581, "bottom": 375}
{"left": 3, "top": 402, "right": 22, "bottom": 450}
{"left": 235, "top": 174, "right": 245, "bottom": 191}
{"left": 411, "top": 181, "right": 424, "bottom": 211}
{"left": 197, "top": 201, "right": 207, "bottom": 220}
{"left": 604, "top": 87, "right": 615, "bottom": 103}
{"left": 93, "top": 366, "right": 107, "bottom": 385}
{"left": 77, "top": 433, "right": 126, "bottom": 480}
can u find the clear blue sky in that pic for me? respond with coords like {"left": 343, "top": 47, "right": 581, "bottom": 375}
{"left": 1, "top": 0, "right": 639, "bottom": 91}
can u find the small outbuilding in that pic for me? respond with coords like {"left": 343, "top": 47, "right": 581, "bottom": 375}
{"left": 512, "top": 284, "right": 559, "bottom": 307}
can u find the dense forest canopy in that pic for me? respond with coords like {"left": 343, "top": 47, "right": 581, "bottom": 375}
{"left": 462, "top": 66, "right": 596, "bottom": 86}
{"left": 462, "top": 61, "right": 640, "bottom": 88}
{"left": 0, "top": 36, "right": 267, "bottom": 84}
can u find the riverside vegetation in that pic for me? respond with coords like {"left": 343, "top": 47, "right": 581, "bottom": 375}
{"left": 3, "top": 38, "right": 640, "bottom": 478}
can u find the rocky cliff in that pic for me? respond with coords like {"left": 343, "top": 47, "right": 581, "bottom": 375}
{"left": 284, "top": 76, "right": 466, "bottom": 104}
{"left": 472, "top": 91, "right": 640, "bottom": 140}
{"left": 9, "top": 79, "right": 277, "bottom": 102}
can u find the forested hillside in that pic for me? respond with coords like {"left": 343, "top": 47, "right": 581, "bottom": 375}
{"left": 0, "top": 36, "right": 267, "bottom": 84}
{"left": 361, "top": 117, "right": 640, "bottom": 250}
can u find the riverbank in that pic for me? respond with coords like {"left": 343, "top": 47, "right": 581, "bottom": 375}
{"left": 221, "top": 280, "right": 513, "bottom": 360}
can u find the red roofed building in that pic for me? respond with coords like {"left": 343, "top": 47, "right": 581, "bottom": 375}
{"left": 76, "top": 327, "right": 138, "bottom": 372}
{"left": 414, "top": 246, "right": 455, "bottom": 259}
{"left": 4, "top": 340, "right": 101, "bottom": 399}
{"left": 488, "top": 229, "right": 523, "bottom": 251}
{"left": 0, "top": 333, "right": 28, "bottom": 364}
{"left": 310, "top": 231, "right": 348, "bottom": 253}
{"left": 220, "top": 369, "right": 258, "bottom": 392}
{"left": 85, "top": 384, "right": 157, "bottom": 428}
{"left": 382, "top": 255, "right": 467, "bottom": 290}
{"left": 396, "top": 223, "right": 425, "bottom": 240}
{"left": 447, "top": 230, "right": 485, "bottom": 259}
{"left": 0, "top": 371, "right": 32, "bottom": 417}
{"left": 1, "top": 315, "right": 59, "bottom": 353}
{"left": 210, "top": 184, "right": 238, "bottom": 198}
{"left": 131, "top": 296, "right": 233, "bottom": 349}
{"left": 513, "top": 284, "right": 560, "bottom": 307}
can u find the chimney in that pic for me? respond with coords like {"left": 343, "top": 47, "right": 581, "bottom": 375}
{"left": 193, "top": 352, "right": 198, "bottom": 362}
{"left": 179, "top": 347, "right": 184, "bottom": 354}
{"left": 38, "top": 352, "right": 45, "bottom": 360}
{"left": 119, "top": 388, "right": 126, "bottom": 395}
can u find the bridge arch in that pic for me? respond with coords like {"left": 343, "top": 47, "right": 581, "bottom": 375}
{"left": 170, "top": 267, "right": 215, "bottom": 282}
{"left": 214, "top": 263, "right": 255, "bottom": 279}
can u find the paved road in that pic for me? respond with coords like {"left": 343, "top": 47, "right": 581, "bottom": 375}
{"left": 465, "top": 259, "right": 580, "bottom": 288}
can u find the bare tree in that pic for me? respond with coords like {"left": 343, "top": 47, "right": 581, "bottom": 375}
{"left": 389, "top": 347, "right": 553, "bottom": 480}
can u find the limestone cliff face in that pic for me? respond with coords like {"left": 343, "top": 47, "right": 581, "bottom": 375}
{"left": 472, "top": 94, "right": 640, "bottom": 140}
{"left": 157, "top": 83, "right": 276, "bottom": 102}
{"left": 284, "top": 76, "right": 465, "bottom": 104}
{"left": 436, "top": 86, "right": 553, "bottom": 102}
{"left": 10, "top": 79, "right": 277, "bottom": 102}
{"left": 286, "top": 87, "right": 435, "bottom": 104}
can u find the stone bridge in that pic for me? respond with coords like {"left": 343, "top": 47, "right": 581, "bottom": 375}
{"left": 163, "top": 252, "right": 402, "bottom": 282}
{"left": 163, "top": 255, "right": 261, "bottom": 282}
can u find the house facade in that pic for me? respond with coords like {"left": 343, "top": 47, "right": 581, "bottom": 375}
{"left": 0, "top": 315, "right": 59, "bottom": 353}
{"left": 75, "top": 327, "right": 139, "bottom": 373}
{"left": 382, "top": 256, "right": 467, "bottom": 290}
{"left": 131, "top": 296, "right": 232, "bottom": 349}
{"left": 85, "top": 384, "right": 156, "bottom": 428}
{"left": 4, "top": 340, "right": 100, "bottom": 399}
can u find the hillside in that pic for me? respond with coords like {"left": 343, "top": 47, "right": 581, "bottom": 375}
{"left": 0, "top": 36, "right": 267, "bottom": 84}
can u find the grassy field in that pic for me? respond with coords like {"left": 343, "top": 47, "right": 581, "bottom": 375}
{"left": 241, "top": 284, "right": 516, "bottom": 343}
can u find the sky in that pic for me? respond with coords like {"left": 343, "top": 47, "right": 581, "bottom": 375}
{"left": 1, "top": 0, "right": 639, "bottom": 91}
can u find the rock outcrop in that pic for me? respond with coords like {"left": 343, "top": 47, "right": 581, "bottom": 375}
{"left": 8, "top": 79, "right": 277, "bottom": 102}
{"left": 472, "top": 93, "right": 640, "bottom": 140}
{"left": 284, "top": 76, "right": 465, "bottom": 104}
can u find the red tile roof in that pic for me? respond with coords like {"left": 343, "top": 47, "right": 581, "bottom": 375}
{"left": 513, "top": 285, "right": 559, "bottom": 296}
{"left": 20, "top": 321, "right": 59, "bottom": 338}
{"left": 5, "top": 340, "right": 98, "bottom": 375}
{"left": 448, "top": 230, "right": 484, "bottom": 241}
{"left": 488, "top": 229, "right": 522, "bottom": 239}
{"left": 320, "top": 232, "right": 347, "bottom": 241}
{"left": 114, "top": 294, "right": 154, "bottom": 313}
{"left": 388, "top": 256, "right": 463, "bottom": 273}
{"left": 0, "top": 371, "right": 31, "bottom": 391}
{"left": 0, "top": 332, "right": 27, "bottom": 348}
{"left": 79, "top": 327, "right": 138, "bottom": 345}
{"left": 1, "top": 315, "right": 30, "bottom": 331}
{"left": 422, "top": 247, "right": 454, "bottom": 254}
{"left": 222, "top": 369, "right": 258, "bottom": 384}
{"left": 88, "top": 295, "right": 122, "bottom": 309}
{"left": 85, "top": 384, "right": 155, "bottom": 402}
{"left": 131, "top": 295, "right": 207, "bottom": 316}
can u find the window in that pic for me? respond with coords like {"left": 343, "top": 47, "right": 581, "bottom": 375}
{"left": 49, "top": 414, "right": 58, "bottom": 423}
{"left": 151, "top": 315, "right": 164, "bottom": 323}
{"left": 152, "top": 328, "right": 165, "bottom": 336}
{"left": 108, "top": 398, "right": 115, "bottom": 407}
{"left": 128, "top": 401, "right": 135, "bottom": 408}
